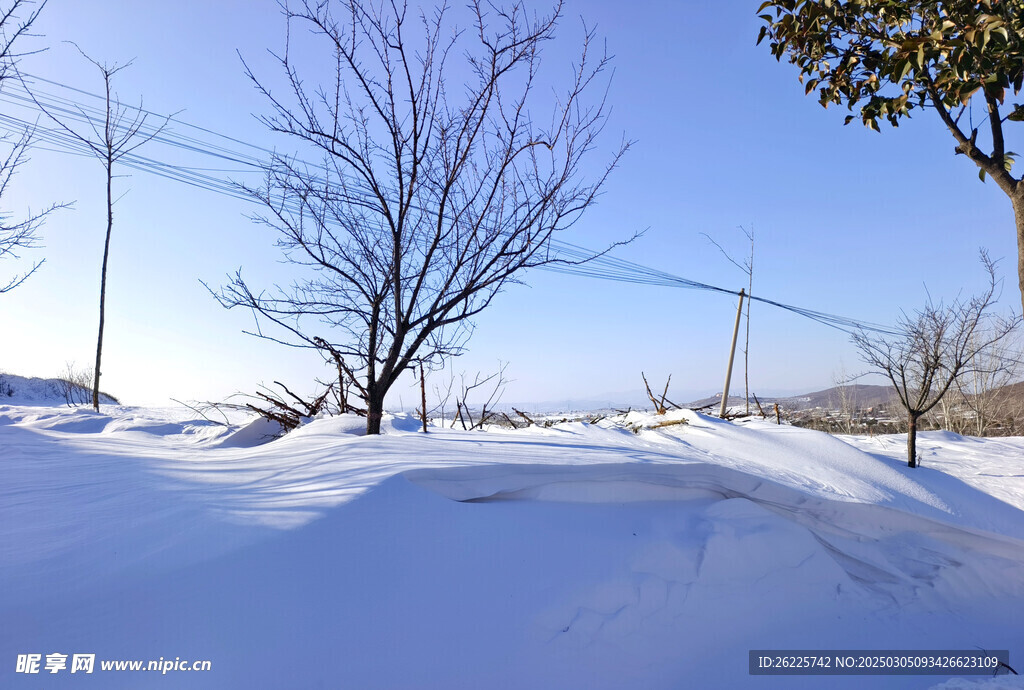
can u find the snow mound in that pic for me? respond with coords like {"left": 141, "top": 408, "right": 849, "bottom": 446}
{"left": 0, "top": 373, "right": 118, "bottom": 406}
{"left": 214, "top": 415, "right": 284, "bottom": 448}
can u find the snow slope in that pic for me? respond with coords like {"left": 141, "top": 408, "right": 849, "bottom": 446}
{"left": 1, "top": 405, "right": 1022, "bottom": 688}
{"left": 0, "top": 373, "right": 118, "bottom": 406}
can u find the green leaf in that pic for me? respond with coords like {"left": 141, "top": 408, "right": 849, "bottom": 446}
{"left": 979, "top": 168, "right": 987, "bottom": 182}
{"left": 896, "top": 59, "right": 913, "bottom": 82}
{"left": 916, "top": 44, "right": 925, "bottom": 69}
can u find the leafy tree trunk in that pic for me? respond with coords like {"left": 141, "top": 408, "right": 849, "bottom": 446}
{"left": 92, "top": 156, "right": 113, "bottom": 411}
{"left": 907, "top": 412, "right": 920, "bottom": 469}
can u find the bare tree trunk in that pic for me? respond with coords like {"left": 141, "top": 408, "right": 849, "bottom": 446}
{"left": 907, "top": 412, "right": 919, "bottom": 468}
{"left": 419, "top": 363, "right": 427, "bottom": 434}
{"left": 1014, "top": 195, "right": 1024, "bottom": 316}
{"left": 92, "top": 156, "right": 113, "bottom": 412}
{"left": 366, "top": 388, "right": 384, "bottom": 435}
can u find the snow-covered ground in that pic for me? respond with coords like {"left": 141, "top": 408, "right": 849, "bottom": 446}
{"left": 0, "top": 373, "right": 117, "bottom": 406}
{"left": 1, "top": 401, "right": 1022, "bottom": 688}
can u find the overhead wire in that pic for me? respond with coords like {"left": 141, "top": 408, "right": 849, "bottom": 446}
{"left": 0, "top": 72, "right": 902, "bottom": 337}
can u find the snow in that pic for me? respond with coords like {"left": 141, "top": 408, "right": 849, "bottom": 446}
{"left": 1, "top": 400, "right": 1022, "bottom": 688}
{"left": 0, "top": 373, "right": 117, "bottom": 407}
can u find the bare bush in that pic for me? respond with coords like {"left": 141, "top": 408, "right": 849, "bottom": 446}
{"left": 56, "top": 362, "right": 94, "bottom": 407}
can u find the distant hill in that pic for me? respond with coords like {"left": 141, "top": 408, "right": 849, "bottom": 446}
{"left": 776, "top": 384, "right": 897, "bottom": 411}
{"left": 992, "top": 379, "right": 1024, "bottom": 403}
{"left": 681, "top": 385, "right": 896, "bottom": 412}
{"left": 0, "top": 374, "right": 119, "bottom": 407}
{"left": 683, "top": 380, "right": 1024, "bottom": 420}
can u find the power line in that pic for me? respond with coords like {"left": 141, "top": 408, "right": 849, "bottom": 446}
{"left": 0, "top": 72, "right": 901, "bottom": 337}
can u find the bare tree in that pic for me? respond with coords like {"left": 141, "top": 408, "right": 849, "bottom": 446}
{"left": 428, "top": 371, "right": 456, "bottom": 427}
{"left": 453, "top": 363, "right": 509, "bottom": 430}
{"left": 210, "top": 0, "right": 629, "bottom": 434}
{"left": 0, "top": 1, "right": 63, "bottom": 293}
{"left": 950, "top": 328, "right": 1022, "bottom": 436}
{"left": 31, "top": 46, "right": 171, "bottom": 411}
{"left": 641, "top": 371, "right": 681, "bottom": 415}
{"left": 853, "top": 252, "right": 1021, "bottom": 467}
{"left": 831, "top": 364, "right": 858, "bottom": 435}
{"left": 703, "top": 225, "right": 754, "bottom": 413}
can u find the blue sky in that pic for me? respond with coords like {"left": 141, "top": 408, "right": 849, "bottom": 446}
{"left": 0, "top": 0, "right": 1018, "bottom": 408}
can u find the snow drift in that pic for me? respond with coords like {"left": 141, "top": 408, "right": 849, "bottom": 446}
{"left": 1, "top": 404, "right": 1022, "bottom": 688}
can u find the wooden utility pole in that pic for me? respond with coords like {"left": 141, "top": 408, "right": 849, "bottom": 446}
{"left": 720, "top": 289, "right": 746, "bottom": 419}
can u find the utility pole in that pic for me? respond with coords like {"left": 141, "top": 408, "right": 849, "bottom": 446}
{"left": 720, "top": 289, "right": 746, "bottom": 419}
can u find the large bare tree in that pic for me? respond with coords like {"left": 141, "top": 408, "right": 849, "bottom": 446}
{"left": 213, "top": 0, "right": 628, "bottom": 434}
{"left": 32, "top": 47, "right": 170, "bottom": 410}
{"left": 853, "top": 252, "right": 1020, "bottom": 467}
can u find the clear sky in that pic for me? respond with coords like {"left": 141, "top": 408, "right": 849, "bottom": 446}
{"left": 0, "top": 0, "right": 1018, "bottom": 409}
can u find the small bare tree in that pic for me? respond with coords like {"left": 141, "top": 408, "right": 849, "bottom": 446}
{"left": 428, "top": 372, "right": 456, "bottom": 428}
{"left": 210, "top": 0, "right": 629, "bottom": 434}
{"left": 950, "top": 328, "right": 1022, "bottom": 436}
{"left": 703, "top": 226, "right": 754, "bottom": 413}
{"left": 31, "top": 46, "right": 171, "bottom": 411}
{"left": 641, "top": 371, "right": 681, "bottom": 415}
{"left": 453, "top": 363, "right": 509, "bottom": 430}
{"left": 853, "top": 252, "right": 1021, "bottom": 467}
{"left": 831, "top": 364, "right": 859, "bottom": 435}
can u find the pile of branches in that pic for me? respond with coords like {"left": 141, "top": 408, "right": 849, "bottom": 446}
{"left": 246, "top": 381, "right": 332, "bottom": 433}
{"left": 246, "top": 364, "right": 369, "bottom": 433}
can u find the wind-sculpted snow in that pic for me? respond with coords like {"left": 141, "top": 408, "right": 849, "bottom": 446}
{"left": 1, "top": 404, "right": 1022, "bottom": 688}
{"left": 407, "top": 461, "right": 1024, "bottom": 610}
